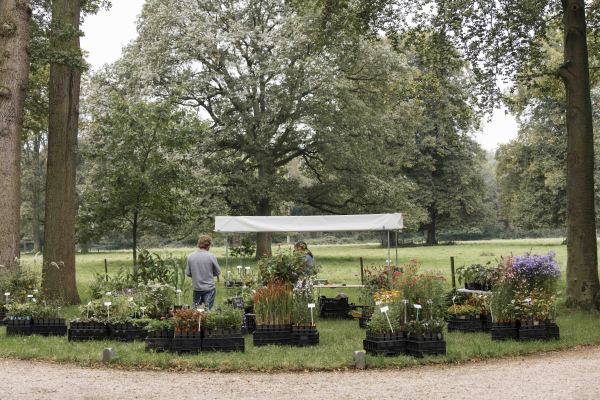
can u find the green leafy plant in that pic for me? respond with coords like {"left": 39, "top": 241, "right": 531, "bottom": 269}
{"left": 144, "top": 318, "right": 175, "bottom": 333}
{"left": 257, "top": 250, "right": 319, "bottom": 285}
{"left": 366, "top": 305, "right": 401, "bottom": 334}
{"left": 204, "top": 305, "right": 244, "bottom": 331}
{"left": 0, "top": 269, "right": 40, "bottom": 303}
{"left": 406, "top": 318, "right": 445, "bottom": 337}
{"left": 456, "top": 263, "right": 492, "bottom": 289}
{"left": 88, "top": 269, "right": 134, "bottom": 300}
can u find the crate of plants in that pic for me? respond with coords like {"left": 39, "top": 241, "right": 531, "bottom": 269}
{"left": 68, "top": 319, "right": 108, "bottom": 341}
{"left": 545, "top": 320, "right": 560, "bottom": 340}
{"left": 319, "top": 295, "right": 351, "bottom": 319}
{"left": 243, "top": 313, "right": 256, "bottom": 334}
{"left": 489, "top": 251, "right": 561, "bottom": 342}
{"left": 363, "top": 306, "right": 405, "bottom": 356}
{"left": 252, "top": 282, "right": 294, "bottom": 346}
{"left": 4, "top": 302, "right": 66, "bottom": 336}
{"left": 170, "top": 308, "right": 204, "bottom": 353}
{"left": 405, "top": 319, "right": 446, "bottom": 358}
{"left": 290, "top": 289, "right": 319, "bottom": 346}
{"left": 446, "top": 303, "right": 483, "bottom": 333}
{"left": 31, "top": 318, "right": 67, "bottom": 336}
{"left": 144, "top": 319, "right": 175, "bottom": 352}
{"left": 358, "top": 306, "right": 373, "bottom": 329}
{"left": 202, "top": 306, "right": 245, "bottom": 352}
{"left": 108, "top": 319, "right": 148, "bottom": 341}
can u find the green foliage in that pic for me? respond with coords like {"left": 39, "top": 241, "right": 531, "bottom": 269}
{"left": 144, "top": 318, "right": 175, "bottom": 333}
{"left": 135, "top": 250, "right": 186, "bottom": 289}
{"left": 291, "top": 288, "right": 317, "bottom": 326}
{"left": 79, "top": 295, "right": 138, "bottom": 323}
{"left": 230, "top": 239, "right": 256, "bottom": 259}
{"left": 0, "top": 269, "right": 40, "bottom": 303}
{"left": 134, "top": 282, "right": 176, "bottom": 319}
{"left": 257, "top": 250, "right": 319, "bottom": 285}
{"left": 406, "top": 318, "right": 445, "bottom": 336}
{"left": 366, "top": 305, "right": 401, "bottom": 334}
{"left": 5, "top": 302, "right": 63, "bottom": 319}
{"left": 204, "top": 305, "right": 244, "bottom": 331}
{"left": 456, "top": 263, "right": 492, "bottom": 288}
{"left": 88, "top": 269, "right": 133, "bottom": 300}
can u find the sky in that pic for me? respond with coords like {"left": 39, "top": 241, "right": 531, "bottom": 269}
{"left": 80, "top": 0, "right": 519, "bottom": 151}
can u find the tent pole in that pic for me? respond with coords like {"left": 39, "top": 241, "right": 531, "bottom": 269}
{"left": 395, "top": 230, "right": 398, "bottom": 268}
{"left": 225, "top": 237, "right": 229, "bottom": 270}
{"left": 387, "top": 231, "right": 391, "bottom": 266}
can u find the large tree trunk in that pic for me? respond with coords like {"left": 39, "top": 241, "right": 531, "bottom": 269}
{"left": 425, "top": 206, "right": 438, "bottom": 245}
{"left": 255, "top": 198, "right": 272, "bottom": 258}
{"left": 0, "top": 0, "right": 31, "bottom": 271}
{"left": 42, "top": 0, "right": 81, "bottom": 304}
{"left": 31, "top": 131, "right": 44, "bottom": 253}
{"left": 561, "top": 0, "right": 600, "bottom": 308}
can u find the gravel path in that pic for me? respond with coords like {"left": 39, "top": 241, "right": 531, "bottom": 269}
{"left": 3, "top": 347, "right": 600, "bottom": 400}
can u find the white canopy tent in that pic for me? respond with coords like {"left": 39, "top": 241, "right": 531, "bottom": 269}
{"left": 215, "top": 213, "right": 403, "bottom": 233}
{"left": 215, "top": 213, "right": 404, "bottom": 271}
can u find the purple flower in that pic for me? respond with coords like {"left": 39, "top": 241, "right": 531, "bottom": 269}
{"left": 512, "top": 252, "right": 561, "bottom": 281}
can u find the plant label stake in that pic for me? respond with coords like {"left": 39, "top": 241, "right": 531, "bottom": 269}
{"left": 86, "top": 302, "right": 92, "bottom": 319}
{"left": 27, "top": 294, "right": 34, "bottom": 302}
{"left": 104, "top": 301, "right": 112, "bottom": 321}
{"left": 452, "top": 296, "right": 457, "bottom": 314}
{"left": 140, "top": 306, "right": 147, "bottom": 318}
{"left": 402, "top": 299, "right": 409, "bottom": 324}
{"left": 176, "top": 289, "right": 182, "bottom": 305}
{"left": 4, "top": 292, "right": 10, "bottom": 304}
{"left": 427, "top": 299, "right": 434, "bottom": 319}
{"left": 414, "top": 304, "right": 422, "bottom": 321}
{"left": 105, "top": 291, "right": 112, "bottom": 297}
{"left": 380, "top": 305, "right": 394, "bottom": 333}
{"left": 237, "top": 265, "right": 242, "bottom": 278}
{"left": 308, "top": 303, "right": 315, "bottom": 326}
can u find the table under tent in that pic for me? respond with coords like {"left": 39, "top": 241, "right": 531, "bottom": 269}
{"left": 214, "top": 213, "right": 404, "bottom": 318}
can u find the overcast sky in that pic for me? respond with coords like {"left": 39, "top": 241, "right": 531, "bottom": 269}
{"left": 80, "top": 0, "right": 518, "bottom": 151}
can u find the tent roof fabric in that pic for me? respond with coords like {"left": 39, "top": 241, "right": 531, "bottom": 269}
{"left": 214, "top": 213, "right": 403, "bottom": 233}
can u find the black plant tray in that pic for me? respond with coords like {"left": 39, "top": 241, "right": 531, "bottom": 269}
{"left": 447, "top": 315, "right": 482, "bottom": 332}
{"left": 253, "top": 325, "right": 293, "bottom": 346}
{"left": 405, "top": 336, "right": 446, "bottom": 358}
{"left": 319, "top": 297, "right": 351, "bottom": 318}
{"left": 145, "top": 330, "right": 174, "bottom": 352}
{"left": 518, "top": 323, "right": 548, "bottom": 340}
{"left": 480, "top": 314, "right": 493, "bottom": 331}
{"left": 363, "top": 332, "right": 406, "bottom": 356}
{"left": 68, "top": 321, "right": 108, "bottom": 341}
{"left": 171, "top": 332, "right": 202, "bottom": 353}
{"left": 491, "top": 323, "right": 519, "bottom": 341}
{"left": 5, "top": 318, "right": 32, "bottom": 336}
{"left": 108, "top": 323, "right": 148, "bottom": 341}
{"left": 31, "top": 318, "right": 67, "bottom": 336}
{"left": 203, "top": 330, "right": 245, "bottom": 352}
{"left": 0, "top": 310, "right": 6, "bottom": 325}
{"left": 319, "top": 309, "right": 351, "bottom": 319}
{"left": 291, "top": 326, "right": 319, "bottom": 347}
{"left": 546, "top": 322, "right": 560, "bottom": 340}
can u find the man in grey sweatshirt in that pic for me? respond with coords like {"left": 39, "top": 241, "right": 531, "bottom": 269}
{"left": 186, "top": 235, "right": 221, "bottom": 309}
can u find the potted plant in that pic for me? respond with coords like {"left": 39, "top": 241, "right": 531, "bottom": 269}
{"left": 252, "top": 282, "right": 294, "bottom": 346}
{"left": 202, "top": 305, "right": 245, "bottom": 352}
{"left": 456, "top": 263, "right": 492, "bottom": 291}
{"left": 171, "top": 308, "right": 204, "bottom": 353}
{"left": 405, "top": 318, "right": 446, "bottom": 357}
{"left": 144, "top": 318, "right": 175, "bottom": 352}
{"left": 4, "top": 302, "right": 35, "bottom": 335}
{"left": 363, "top": 305, "right": 405, "bottom": 356}
{"left": 446, "top": 303, "right": 482, "bottom": 332}
{"left": 290, "top": 289, "right": 319, "bottom": 346}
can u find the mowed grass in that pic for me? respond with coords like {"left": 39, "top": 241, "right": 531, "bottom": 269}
{"left": 2, "top": 238, "right": 600, "bottom": 371}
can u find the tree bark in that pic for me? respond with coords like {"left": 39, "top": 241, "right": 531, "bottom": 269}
{"left": 0, "top": 0, "right": 31, "bottom": 271}
{"left": 255, "top": 198, "right": 272, "bottom": 259}
{"left": 132, "top": 209, "right": 138, "bottom": 276}
{"left": 31, "top": 131, "right": 43, "bottom": 253}
{"left": 424, "top": 206, "right": 438, "bottom": 245}
{"left": 42, "top": 0, "right": 81, "bottom": 304}
{"left": 561, "top": 0, "right": 600, "bottom": 308}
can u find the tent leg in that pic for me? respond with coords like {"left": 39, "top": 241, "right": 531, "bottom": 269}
{"left": 387, "top": 231, "right": 391, "bottom": 267}
{"left": 395, "top": 230, "right": 398, "bottom": 269}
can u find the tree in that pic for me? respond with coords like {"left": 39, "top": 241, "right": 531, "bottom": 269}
{"left": 128, "top": 0, "right": 405, "bottom": 257}
{"left": 79, "top": 75, "right": 217, "bottom": 270}
{"left": 400, "top": 32, "right": 486, "bottom": 244}
{"left": 42, "top": 0, "right": 83, "bottom": 303}
{"left": 357, "top": 0, "right": 600, "bottom": 308}
{"left": 0, "top": 0, "right": 31, "bottom": 271}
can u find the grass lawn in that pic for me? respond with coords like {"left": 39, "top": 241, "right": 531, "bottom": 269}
{"left": 2, "top": 238, "right": 600, "bottom": 371}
